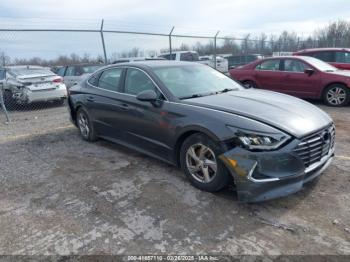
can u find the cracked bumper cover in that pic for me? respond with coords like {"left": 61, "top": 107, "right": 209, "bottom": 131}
{"left": 220, "top": 142, "right": 334, "bottom": 202}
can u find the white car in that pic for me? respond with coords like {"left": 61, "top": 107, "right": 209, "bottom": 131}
{"left": 3, "top": 66, "right": 67, "bottom": 106}
{"left": 158, "top": 51, "right": 200, "bottom": 62}
{"left": 198, "top": 55, "right": 229, "bottom": 73}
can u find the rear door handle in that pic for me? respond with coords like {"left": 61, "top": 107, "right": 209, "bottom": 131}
{"left": 87, "top": 96, "right": 95, "bottom": 102}
{"left": 120, "top": 103, "right": 129, "bottom": 110}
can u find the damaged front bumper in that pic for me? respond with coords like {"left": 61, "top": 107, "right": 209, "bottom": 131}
{"left": 220, "top": 139, "right": 334, "bottom": 202}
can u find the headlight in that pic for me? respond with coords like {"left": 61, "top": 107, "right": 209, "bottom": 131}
{"left": 227, "top": 126, "right": 290, "bottom": 151}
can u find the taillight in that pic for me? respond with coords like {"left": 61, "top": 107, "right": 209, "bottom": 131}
{"left": 53, "top": 77, "right": 62, "bottom": 83}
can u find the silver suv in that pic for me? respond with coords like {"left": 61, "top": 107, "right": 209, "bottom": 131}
{"left": 57, "top": 64, "right": 103, "bottom": 88}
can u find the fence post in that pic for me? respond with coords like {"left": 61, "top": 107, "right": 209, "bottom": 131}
{"left": 100, "top": 19, "right": 108, "bottom": 64}
{"left": 213, "top": 31, "right": 220, "bottom": 69}
{"left": 169, "top": 26, "right": 175, "bottom": 58}
{"left": 0, "top": 84, "right": 10, "bottom": 124}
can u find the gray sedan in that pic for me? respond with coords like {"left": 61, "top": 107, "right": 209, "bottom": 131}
{"left": 67, "top": 61, "right": 335, "bottom": 202}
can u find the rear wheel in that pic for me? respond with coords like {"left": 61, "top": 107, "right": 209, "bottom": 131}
{"left": 180, "top": 133, "right": 231, "bottom": 192}
{"left": 323, "top": 84, "right": 350, "bottom": 107}
{"left": 242, "top": 80, "right": 257, "bottom": 89}
{"left": 76, "top": 108, "right": 97, "bottom": 142}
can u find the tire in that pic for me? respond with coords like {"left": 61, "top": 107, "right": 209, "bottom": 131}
{"left": 56, "top": 98, "right": 65, "bottom": 106}
{"left": 76, "top": 107, "right": 98, "bottom": 142}
{"left": 180, "top": 133, "right": 231, "bottom": 192}
{"left": 322, "top": 84, "right": 350, "bottom": 107}
{"left": 242, "top": 80, "right": 257, "bottom": 89}
{"left": 3, "top": 90, "right": 17, "bottom": 110}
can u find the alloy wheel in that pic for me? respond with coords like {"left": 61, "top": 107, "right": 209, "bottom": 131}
{"left": 326, "top": 86, "right": 347, "bottom": 106}
{"left": 78, "top": 113, "right": 90, "bottom": 138}
{"left": 185, "top": 143, "right": 218, "bottom": 183}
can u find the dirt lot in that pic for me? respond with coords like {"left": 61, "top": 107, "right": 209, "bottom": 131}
{"left": 0, "top": 103, "right": 349, "bottom": 256}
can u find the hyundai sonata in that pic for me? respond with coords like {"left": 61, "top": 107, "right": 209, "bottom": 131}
{"left": 68, "top": 61, "right": 335, "bottom": 202}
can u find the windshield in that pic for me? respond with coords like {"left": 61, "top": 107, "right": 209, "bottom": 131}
{"left": 9, "top": 68, "right": 55, "bottom": 76}
{"left": 153, "top": 64, "right": 243, "bottom": 99}
{"left": 301, "top": 56, "right": 338, "bottom": 72}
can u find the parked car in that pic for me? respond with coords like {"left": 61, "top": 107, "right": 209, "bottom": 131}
{"left": 198, "top": 55, "right": 228, "bottom": 73}
{"left": 222, "top": 54, "right": 263, "bottom": 69}
{"left": 158, "top": 51, "right": 200, "bottom": 62}
{"left": 112, "top": 57, "right": 165, "bottom": 64}
{"left": 57, "top": 64, "right": 103, "bottom": 88}
{"left": 294, "top": 48, "right": 350, "bottom": 70}
{"left": 68, "top": 61, "right": 335, "bottom": 202}
{"left": 229, "top": 56, "right": 350, "bottom": 106}
{"left": 3, "top": 66, "right": 67, "bottom": 107}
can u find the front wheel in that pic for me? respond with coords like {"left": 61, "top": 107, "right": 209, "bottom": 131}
{"left": 76, "top": 108, "right": 97, "bottom": 142}
{"left": 180, "top": 133, "right": 231, "bottom": 192}
{"left": 323, "top": 84, "right": 350, "bottom": 107}
{"left": 3, "top": 90, "right": 17, "bottom": 110}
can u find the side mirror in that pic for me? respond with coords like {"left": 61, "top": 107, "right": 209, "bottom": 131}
{"left": 136, "top": 90, "right": 158, "bottom": 102}
{"left": 229, "top": 66, "right": 236, "bottom": 70}
{"left": 304, "top": 68, "right": 315, "bottom": 76}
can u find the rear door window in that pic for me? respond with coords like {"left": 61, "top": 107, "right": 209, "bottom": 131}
{"left": 256, "top": 60, "right": 281, "bottom": 71}
{"left": 65, "top": 66, "right": 76, "bottom": 76}
{"left": 98, "top": 68, "right": 123, "bottom": 92}
{"left": 335, "top": 51, "right": 350, "bottom": 63}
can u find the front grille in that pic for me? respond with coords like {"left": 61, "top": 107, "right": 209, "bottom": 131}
{"left": 294, "top": 125, "right": 335, "bottom": 167}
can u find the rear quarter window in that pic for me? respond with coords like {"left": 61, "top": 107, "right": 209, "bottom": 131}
{"left": 87, "top": 72, "right": 101, "bottom": 86}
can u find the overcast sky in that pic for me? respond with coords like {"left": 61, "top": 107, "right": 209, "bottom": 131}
{"left": 0, "top": 0, "right": 350, "bottom": 60}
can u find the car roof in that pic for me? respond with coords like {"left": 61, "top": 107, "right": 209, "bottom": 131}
{"left": 62, "top": 63, "right": 103, "bottom": 67}
{"left": 159, "top": 51, "right": 198, "bottom": 55}
{"left": 107, "top": 60, "right": 200, "bottom": 69}
{"left": 6, "top": 65, "right": 45, "bottom": 69}
{"left": 295, "top": 47, "right": 350, "bottom": 53}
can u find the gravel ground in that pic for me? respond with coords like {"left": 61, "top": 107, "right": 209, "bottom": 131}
{"left": 0, "top": 103, "right": 349, "bottom": 256}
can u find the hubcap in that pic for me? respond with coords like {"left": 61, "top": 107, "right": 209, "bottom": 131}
{"left": 243, "top": 82, "right": 254, "bottom": 88}
{"left": 186, "top": 143, "right": 217, "bottom": 183}
{"left": 327, "top": 87, "right": 346, "bottom": 105}
{"left": 78, "top": 113, "right": 90, "bottom": 138}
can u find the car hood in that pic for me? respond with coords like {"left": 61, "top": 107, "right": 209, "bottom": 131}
{"left": 184, "top": 89, "right": 332, "bottom": 138}
{"left": 327, "top": 70, "right": 350, "bottom": 77}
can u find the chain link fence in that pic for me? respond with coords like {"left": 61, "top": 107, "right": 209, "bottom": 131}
{"left": 0, "top": 18, "right": 349, "bottom": 125}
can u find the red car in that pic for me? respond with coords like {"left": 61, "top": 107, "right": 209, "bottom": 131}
{"left": 293, "top": 48, "right": 350, "bottom": 70}
{"left": 229, "top": 56, "right": 350, "bottom": 106}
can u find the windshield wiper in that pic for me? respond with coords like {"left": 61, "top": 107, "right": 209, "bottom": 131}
{"left": 216, "top": 88, "right": 236, "bottom": 94}
{"left": 179, "top": 93, "right": 205, "bottom": 100}
{"left": 179, "top": 91, "right": 218, "bottom": 100}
